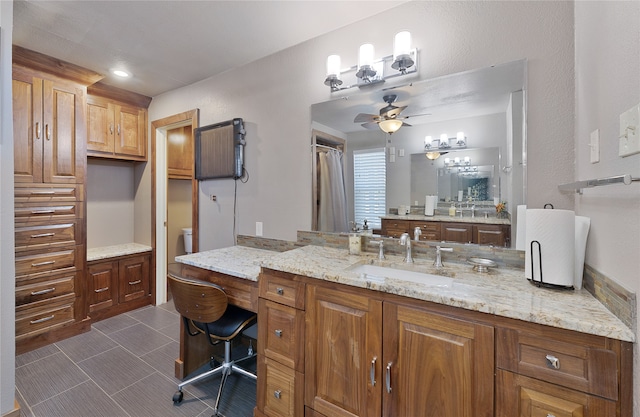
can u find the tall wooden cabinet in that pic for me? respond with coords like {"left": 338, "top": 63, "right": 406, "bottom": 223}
{"left": 12, "top": 46, "right": 103, "bottom": 354}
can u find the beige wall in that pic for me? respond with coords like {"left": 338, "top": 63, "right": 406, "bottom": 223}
{"left": 574, "top": 1, "right": 640, "bottom": 414}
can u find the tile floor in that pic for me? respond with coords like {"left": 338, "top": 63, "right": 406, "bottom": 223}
{"left": 15, "top": 301, "right": 257, "bottom": 417}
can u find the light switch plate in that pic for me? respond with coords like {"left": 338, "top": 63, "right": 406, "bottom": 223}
{"left": 255, "top": 222, "right": 263, "bottom": 237}
{"left": 619, "top": 104, "right": 640, "bottom": 157}
{"left": 590, "top": 129, "right": 599, "bottom": 163}
{"left": 398, "top": 149, "right": 405, "bottom": 157}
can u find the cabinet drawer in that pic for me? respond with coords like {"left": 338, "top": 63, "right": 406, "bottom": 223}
{"left": 258, "top": 299, "right": 305, "bottom": 372}
{"left": 496, "top": 369, "right": 616, "bottom": 417}
{"left": 496, "top": 327, "right": 619, "bottom": 400}
{"left": 14, "top": 184, "right": 83, "bottom": 202}
{"left": 16, "top": 272, "right": 75, "bottom": 306}
{"left": 259, "top": 271, "right": 305, "bottom": 309}
{"left": 15, "top": 247, "right": 78, "bottom": 276}
{"left": 15, "top": 221, "right": 78, "bottom": 252}
{"left": 15, "top": 295, "right": 75, "bottom": 339}
{"left": 15, "top": 201, "right": 82, "bottom": 222}
{"left": 257, "top": 356, "right": 303, "bottom": 417}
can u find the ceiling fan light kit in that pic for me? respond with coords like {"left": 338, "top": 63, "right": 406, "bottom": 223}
{"left": 353, "top": 94, "right": 431, "bottom": 135}
{"left": 324, "top": 31, "right": 418, "bottom": 92}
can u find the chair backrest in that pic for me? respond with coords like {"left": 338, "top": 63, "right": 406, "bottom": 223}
{"left": 167, "top": 273, "right": 228, "bottom": 324}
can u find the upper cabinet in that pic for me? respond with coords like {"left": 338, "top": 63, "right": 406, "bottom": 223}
{"left": 167, "top": 125, "right": 194, "bottom": 179}
{"left": 86, "top": 82, "right": 151, "bottom": 161}
{"left": 13, "top": 70, "right": 88, "bottom": 184}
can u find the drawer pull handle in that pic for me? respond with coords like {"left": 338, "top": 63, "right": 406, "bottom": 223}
{"left": 370, "top": 357, "right": 377, "bottom": 386}
{"left": 31, "top": 210, "right": 56, "bottom": 214}
{"left": 274, "top": 329, "right": 282, "bottom": 338}
{"left": 94, "top": 287, "right": 109, "bottom": 293}
{"left": 447, "top": 227, "right": 468, "bottom": 232}
{"left": 276, "top": 287, "right": 284, "bottom": 295}
{"left": 545, "top": 354, "right": 560, "bottom": 369}
{"left": 386, "top": 362, "right": 393, "bottom": 393}
{"left": 273, "top": 390, "right": 282, "bottom": 399}
{"left": 30, "top": 190, "right": 55, "bottom": 195}
{"left": 35, "top": 122, "right": 41, "bottom": 139}
{"left": 31, "top": 260, "right": 56, "bottom": 267}
{"left": 109, "top": 123, "right": 114, "bottom": 134}
{"left": 31, "top": 287, "right": 55, "bottom": 296}
{"left": 30, "top": 315, "right": 54, "bottom": 324}
{"left": 547, "top": 414, "right": 557, "bottom": 417}
{"left": 31, "top": 233, "right": 56, "bottom": 238}
{"left": 45, "top": 124, "right": 51, "bottom": 140}
{"left": 128, "top": 280, "right": 142, "bottom": 285}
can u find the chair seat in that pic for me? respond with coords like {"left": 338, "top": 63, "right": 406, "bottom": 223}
{"left": 192, "top": 304, "right": 256, "bottom": 339}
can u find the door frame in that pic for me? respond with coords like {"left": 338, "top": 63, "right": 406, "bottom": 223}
{"left": 151, "top": 109, "right": 199, "bottom": 305}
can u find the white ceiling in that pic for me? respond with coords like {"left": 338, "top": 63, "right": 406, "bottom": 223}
{"left": 12, "top": 0, "right": 405, "bottom": 97}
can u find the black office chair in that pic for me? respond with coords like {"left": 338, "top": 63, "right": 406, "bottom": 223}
{"left": 168, "top": 271, "right": 257, "bottom": 416}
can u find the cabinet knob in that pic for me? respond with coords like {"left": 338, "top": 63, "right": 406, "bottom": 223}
{"left": 273, "top": 390, "right": 282, "bottom": 399}
{"left": 545, "top": 354, "right": 560, "bottom": 369}
{"left": 274, "top": 329, "right": 282, "bottom": 338}
{"left": 276, "top": 287, "right": 284, "bottom": 295}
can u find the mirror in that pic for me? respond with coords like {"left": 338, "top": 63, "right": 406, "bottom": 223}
{"left": 311, "top": 59, "right": 526, "bottom": 244}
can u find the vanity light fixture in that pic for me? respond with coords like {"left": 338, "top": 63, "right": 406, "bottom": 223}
{"left": 323, "top": 31, "right": 418, "bottom": 92}
{"left": 424, "top": 132, "right": 467, "bottom": 160}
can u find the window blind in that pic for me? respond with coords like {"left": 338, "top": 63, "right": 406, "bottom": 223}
{"left": 353, "top": 148, "right": 386, "bottom": 229}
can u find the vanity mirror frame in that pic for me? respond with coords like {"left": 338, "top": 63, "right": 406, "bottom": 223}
{"left": 310, "top": 59, "right": 527, "bottom": 244}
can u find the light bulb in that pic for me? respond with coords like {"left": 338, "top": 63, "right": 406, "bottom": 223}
{"left": 358, "top": 43, "right": 375, "bottom": 69}
{"left": 393, "top": 31, "right": 412, "bottom": 60}
{"left": 326, "top": 55, "right": 341, "bottom": 78}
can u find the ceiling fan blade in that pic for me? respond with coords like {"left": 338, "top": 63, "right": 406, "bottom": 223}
{"left": 360, "top": 122, "right": 381, "bottom": 130}
{"left": 401, "top": 112, "right": 431, "bottom": 120}
{"left": 402, "top": 122, "right": 412, "bottom": 127}
{"left": 354, "top": 113, "right": 379, "bottom": 123}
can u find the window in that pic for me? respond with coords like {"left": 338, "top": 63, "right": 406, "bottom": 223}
{"left": 353, "top": 148, "right": 386, "bottom": 229}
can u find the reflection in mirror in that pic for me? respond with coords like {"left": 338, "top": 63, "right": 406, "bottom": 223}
{"left": 311, "top": 59, "right": 526, "bottom": 245}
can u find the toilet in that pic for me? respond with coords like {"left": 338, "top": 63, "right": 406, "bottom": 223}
{"left": 182, "top": 228, "right": 193, "bottom": 254}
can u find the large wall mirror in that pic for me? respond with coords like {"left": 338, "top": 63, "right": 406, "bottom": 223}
{"left": 310, "top": 59, "right": 526, "bottom": 244}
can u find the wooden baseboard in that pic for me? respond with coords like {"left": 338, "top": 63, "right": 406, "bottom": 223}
{"left": 1, "top": 399, "right": 21, "bottom": 417}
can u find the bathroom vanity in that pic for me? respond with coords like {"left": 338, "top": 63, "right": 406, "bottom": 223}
{"left": 254, "top": 245, "right": 633, "bottom": 417}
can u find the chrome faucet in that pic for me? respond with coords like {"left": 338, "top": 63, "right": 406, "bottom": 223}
{"left": 399, "top": 233, "right": 413, "bottom": 263}
{"left": 471, "top": 204, "right": 476, "bottom": 218}
{"left": 433, "top": 245, "right": 453, "bottom": 268}
{"left": 369, "top": 240, "right": 385, "bottom": 260}
{"left": 413, "top": 226, "right": 422, "bottom": 241}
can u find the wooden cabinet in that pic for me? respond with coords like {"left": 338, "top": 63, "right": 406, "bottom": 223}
{"left": 86, "top": 82, "right": 151, "bottom": 161}
{"left": 381, "top": 218, "right": 510, "bottom": 246}
{"left": 12, "top": 71, "right": 86, "bottom": 184}
{"left": 87, "top": 252, "right": 151, "bottom": 321}
{"left": 256, "top": 270, "right": 305, "bottom": 417}
{"left": 167, "top": 125, "right": 194, "bottom": 179}
{"left": 304, "top": 282, "right": 493, "bottom": 417}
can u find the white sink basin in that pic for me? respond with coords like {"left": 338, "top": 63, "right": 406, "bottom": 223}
{"left": 346, "top": 263, "right": 453, "bottom": 287}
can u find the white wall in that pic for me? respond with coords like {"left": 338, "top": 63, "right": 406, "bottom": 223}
{"left": 0, "top": 1, "right": 15, "bottom": 414}
{"left": 574, "top": 1, "right": 640, "bottom": 414}
{"left": 148, "top": 1, "right": 576, "bottom": 250}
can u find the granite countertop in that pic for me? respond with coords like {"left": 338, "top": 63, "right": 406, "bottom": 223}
{"left": 175, "top": 246, "right": 276, "bottom": 281}
{"left": 87, "top": 243, "right": 153, "bottom": 262}
{"left": 260, "top": 245, "right": 634, "bottom": 342}
{"left": 381, "top": 213, "right": 511, "bottom": 225}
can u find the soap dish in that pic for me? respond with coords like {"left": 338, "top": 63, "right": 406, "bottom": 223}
{"left": 467, "top": 257, "right": 497, "bottom": 273}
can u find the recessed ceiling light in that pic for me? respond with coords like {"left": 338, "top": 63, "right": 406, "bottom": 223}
{"left": 112, "top": 69, "right": 130, "bottom": 78}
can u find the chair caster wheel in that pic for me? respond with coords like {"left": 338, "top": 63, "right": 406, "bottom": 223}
{"left": 173, "top": 390, "right": 183, "bottom": 404}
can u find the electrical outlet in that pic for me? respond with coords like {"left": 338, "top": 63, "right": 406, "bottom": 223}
{"left": 210, "top": 195, "right": 217, "bottom": 201}
{"left": 255, "top": 222, "right": 263, "bottom": 237}
{"left": 619, "top": 104, "right": 640, "bottom": 157}
{"left": 590, "top": 129, "right": 599, "bottom": 163}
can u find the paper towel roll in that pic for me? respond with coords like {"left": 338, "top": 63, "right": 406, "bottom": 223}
{"left": 425, "top": 195, "right": 437, "bottom": 216}
{"left": 515, "top": 205, "right": 527, "bottom": 251}
{"left": 574, "top": 216, "right": 591, "bottom": 289}
{"left": 458, "top": 190, "right": 463, "bottom": 202}
{"left": 525, "top": 209, "right": 575, "bottom": 287}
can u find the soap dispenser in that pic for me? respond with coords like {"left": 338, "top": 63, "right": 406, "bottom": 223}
{"left": 349, "top": 221, "right": 362, "bottom": 255}
{"left": 449, "top": 203, "right": 456, "bottom": 217}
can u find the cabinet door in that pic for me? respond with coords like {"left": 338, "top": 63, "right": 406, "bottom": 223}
{"left": 86, "top": 99, "right": 114, "bottom": 153}
{"left": 382, "top": 219, "right": 411, "bottom": 238}
{"left": 42, "top": 79, "right": 85, "bottom": 184}
{"left": 305, "top": 285, "right": 382, "bottom": 417}
{"left": 87, "top": 261, "right": 118, "bottom": 313}
{"left": 496, "top": 370, "right": 616, "bottom": 417}
{"left": 118, "top": 255, "right": 150, "bottom": 303}
{"left": 474, "top": 224, "right": 507, "bottom": 246}
{"left": 383, "top": 303, "right": 494, "bottom": 417}
{"left": 441, "top": 222, "right": 473, "bottom": 243}
{"left": 167, "top": 125, "right": 194, "bottom": 179}
{"left": 114, "top": 104, "right": 146, "bottom": 159}
{"left": 13, "top": 76, "right": 44, "bottom": 184}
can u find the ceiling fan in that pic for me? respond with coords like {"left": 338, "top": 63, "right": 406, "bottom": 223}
{"left": 353, "top": 94, "right": 430, "bottom": 134}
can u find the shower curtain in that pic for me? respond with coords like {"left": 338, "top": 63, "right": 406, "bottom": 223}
{"left": 318, "top": 149, "right": 348, "bottom": 233}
